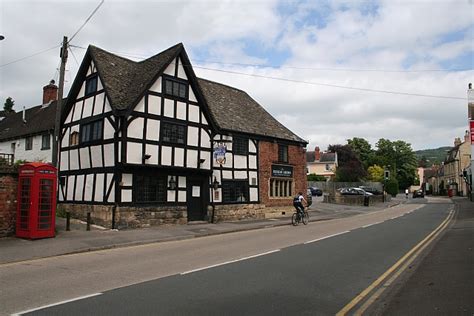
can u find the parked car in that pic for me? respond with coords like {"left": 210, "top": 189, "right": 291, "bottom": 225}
{"left": 413, "top": 189, "right": 424, "bottom": 198}
{"left": 359, "top": 186, "right": 382, "bottom": 195}
{"left": 340, "top": 187, "right": 373, "bottom": 196}
{"left": 309, "top": 187, "right": 323, "bottom": 196}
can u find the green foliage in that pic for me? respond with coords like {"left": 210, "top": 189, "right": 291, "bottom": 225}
{"left": 307, "top": 174, "right": 326, "bottom": 181}
{"left": 348, "top": 137, "right": 375, "bottom": 169}
{"left": 385, "top": 178, "right": 399, "bottom": 197}
{"left": 56, "top": 205, "right": 67, "bottom": 218}
{"left": 329, "top": 144, "right": 367, "bottom": 182}
{"left": 4, "top": 97, "right": 14, "bottom": 112}
{"left": 367, "top": 165, "right": 384, "bottom": 182}
{"left": 414, "top": 147, "right": 451, "bottom": 166}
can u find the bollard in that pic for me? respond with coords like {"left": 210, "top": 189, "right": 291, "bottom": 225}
{"left": 87, "top": 212, "right": 91, "bottom": 231}
{"left": 66, "top": 212, "right": 70, "bottom": 231}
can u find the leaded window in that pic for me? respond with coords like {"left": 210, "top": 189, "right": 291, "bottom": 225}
{"left": 222, "top": 180, "right": 249, "bottom": 203}
{"left": 80, "top": 119, "right": 103, "bottom": 144}
{"left": 133, "top": 174, "right": 166, "bottom": 203}
{"left": 85, "top": 76, "right": 98, "bottom": 96}
{"left": 41, "top": 133, "right": 51, "bottom": 150}
{"left": 164, "top": 77, "right": 188, "bottom": 99}
{"left": 25, "top": 136, "right": 33, "bottom": 151}
{"left": 161, "top": 122, "right": 186, "bottom": 144}
{"left": 278, "top": 144, "right": 288, "bottom": 163}
{"left": 233, "top": 137, "right": 248, "bottom": 155}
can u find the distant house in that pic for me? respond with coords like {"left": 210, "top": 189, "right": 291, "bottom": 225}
{"left": 439, "top": 132, "right": 471, "bottom": 196}
{"left": 0, "top": 81, "right": 59, "bottom": 163}
{"left": 58, "top": 43, "right": 307, "bottom": 228}
{"left": 306, "top": 146, "right": 338, "bottom": 180}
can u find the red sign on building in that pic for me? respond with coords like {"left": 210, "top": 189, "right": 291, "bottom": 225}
{"left": 471, "top": 121, "right": 474, "bottom": 144}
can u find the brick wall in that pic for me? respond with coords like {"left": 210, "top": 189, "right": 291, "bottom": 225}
{"left": 0, "top": 174, "right": 18, "bottom": 237}
{"left": 259, "top": 141, "right": 307, "bottom": 207}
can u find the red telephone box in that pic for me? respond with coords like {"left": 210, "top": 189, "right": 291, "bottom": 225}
{"left": 16, "top": 163, "right": 57, "bottom": 239}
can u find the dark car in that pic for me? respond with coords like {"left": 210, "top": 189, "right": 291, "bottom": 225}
{"left": 309, "top": 187, "right": 323, "bottom": 196}
{"left": 413, "top": 189, "right": 424, "bottom": 198}
{"left": 359, "top": 186, "right": 382, "bottom": 195}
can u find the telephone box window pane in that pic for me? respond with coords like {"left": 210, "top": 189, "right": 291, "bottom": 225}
{"left": 38, "top": 179, "right": 53, "bottom": 230}
{"left": 19, "top": 178, "right": 31, "bottom": 230}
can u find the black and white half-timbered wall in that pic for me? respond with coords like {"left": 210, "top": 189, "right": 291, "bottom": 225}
{"left": 58, "top": 43, "right": 307, "bottom": 228}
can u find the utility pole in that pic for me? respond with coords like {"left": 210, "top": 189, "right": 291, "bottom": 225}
{"left": 52, "top": 36, "right": 68, "bottom": 167}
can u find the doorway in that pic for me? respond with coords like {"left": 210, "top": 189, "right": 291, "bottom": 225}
{"left": 186, "top": 177, "right": 207, "bottom": 221}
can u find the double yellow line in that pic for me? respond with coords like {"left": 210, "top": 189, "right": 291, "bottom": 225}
{"left": 337, "top": 208, "right": 455, "bottom": 315}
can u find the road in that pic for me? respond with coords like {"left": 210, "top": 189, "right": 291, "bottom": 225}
{"left": 1, "top": 198, "right": 454, "bottom": 315}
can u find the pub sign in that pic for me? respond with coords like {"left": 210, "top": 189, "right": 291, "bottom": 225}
{"left": 272, "top": 164, "right": 293, "bottom": 178}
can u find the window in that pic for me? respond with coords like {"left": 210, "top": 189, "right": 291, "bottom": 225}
{"left": 233, "top": 137, "right": 248, "bottom": 155}
{"left": 270, "top": 179, "right": 293, "bottom": 197}
{"left": 133, "top": 174, "right": 166, "bottom": 203}
{"left": 163, "top": 77, "right": 188, "bottom": 99}
{"left": 41, "top": 133, "right": 51, "bottom": 150}
{"left": 85, "top": 76, "right": 98, "bottom": 96}
{"left": 325, "top": 164, "right": 330, "bottom": 171}
{"left": 222, "top": 180, "right": 249, "bottom": 203}
{"left": 25, "top": 136, "right": 33, "bottom": 150}
{"left": 80, "top": 120, "right": 103, "bottom": 144}
{"left": 278, "top": 144, "right": 288, "bottom": 163}
{"left": 70, "top": 131, "right": 79, "bottom": 146}
{"left": 161, "top": 122, "right": 186, "bottom": 144}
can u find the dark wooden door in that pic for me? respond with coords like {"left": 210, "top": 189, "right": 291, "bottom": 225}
{"left": 187, "top": 177, "right": 206, "bottom": 221}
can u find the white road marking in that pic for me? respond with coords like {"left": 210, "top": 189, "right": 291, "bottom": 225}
{"left": 304, "top": 231, "right": 350, "bottom": 244}
{"left": 180, "top": 249, "right": 281, "bottom": 275}
{"left": 12, "top": 293, "right": 103, "bottom": 315}
{"left": 362, "top": 221, "right": 382, "bottom": 228}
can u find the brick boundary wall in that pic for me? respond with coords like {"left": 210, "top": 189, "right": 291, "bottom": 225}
{"left": 0, "top": 174, "right": 18, "bottom": 237}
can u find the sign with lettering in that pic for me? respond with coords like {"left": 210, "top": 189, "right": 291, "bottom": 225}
{"left": 470, "top": 121, "right": 474, "bottom": 144}
{"left": 272, "top": 165, "right": 293, "bottom": 178}
{"left": 213, "top": 143, "right": 227, "bottom": 165}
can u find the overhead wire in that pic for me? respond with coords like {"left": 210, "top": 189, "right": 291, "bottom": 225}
{"left": 0, "top": 44, "right": 61, "bottom": 68}
{"left": 68, "top": 0, "right": 105, "bottom": 43}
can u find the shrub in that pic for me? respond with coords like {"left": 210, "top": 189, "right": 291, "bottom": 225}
{"left": 385, "top": 178, "right": 399, "bottom": 197}
{"left": 307, "top": 174, "right": 326, "bottom": 181}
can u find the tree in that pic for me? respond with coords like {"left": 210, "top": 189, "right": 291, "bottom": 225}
{"left": 328, "top": 144, "right": 366, "bottom": 182}
{"left": 347, "top": 137, "right": 375, "bottom": 169}
{"left": 418, "top": 156, "right": 428, "bottom": 168}
{"left": 307, "top": 174, "right": 326, "bottom": 182}
{"left": 3, "top": 97, "right": 15, "bottom": 113}
{"left": 367, "top": 165, "right": 384, "bottom": 182}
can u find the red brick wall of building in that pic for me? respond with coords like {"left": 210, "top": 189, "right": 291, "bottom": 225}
{"left": 0, "top": 175, "right": 18, "bottom": 237}
{"left": 259, "top": 141, "right": 307, "bottom": 207}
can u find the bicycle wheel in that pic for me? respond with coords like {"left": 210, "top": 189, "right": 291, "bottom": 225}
{"left": 302, "top": 212, "right": 309, "bottom": 225}
{"left": 292, "top": 213, "right": 299, "bottom": 226}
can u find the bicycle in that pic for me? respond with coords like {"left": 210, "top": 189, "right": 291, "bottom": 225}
{"left": 292, "top": 208, "right": 309, "bottom": 226}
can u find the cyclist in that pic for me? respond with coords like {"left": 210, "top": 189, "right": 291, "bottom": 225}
{"left": 293, "top": 192, "right": 307, "bottom": 219}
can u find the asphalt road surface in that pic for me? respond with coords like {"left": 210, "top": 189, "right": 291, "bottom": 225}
{"left": 2, "top": 200, "right": 455, "bottom": 316}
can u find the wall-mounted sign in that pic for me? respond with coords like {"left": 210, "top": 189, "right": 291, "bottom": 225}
{"left": 470, "top": 121, "right": 474, "bottom": 144}
{"left": 213, "top": 143, "right": 227, "bottom": 165}
{"left": 192, "top": 186, "right": 200, "bottom": 197}
{"left": 272, "top": 164, "right": 293, "bottom": 178}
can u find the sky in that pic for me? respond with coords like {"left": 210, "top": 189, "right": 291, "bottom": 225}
{"left": 0, "top": 0, "right": 473, "bottom": 152}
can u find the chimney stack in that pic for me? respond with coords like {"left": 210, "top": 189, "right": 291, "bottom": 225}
{"left": 315, "top": 146, "right": 321, "bottom": 161}
{"left": 42, "top": 79, "right": 58, "bottom": 104}
{"left": 454, "top": 137, "right": 461, "bottom": 147}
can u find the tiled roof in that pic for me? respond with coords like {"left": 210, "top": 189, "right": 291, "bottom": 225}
{"left": 0, "top": 103, "right": 57, "bottom": 141}
{"left": 306, "top": 151, "right": 336, "bottom": 163}
{"left": 197, "top": 78, "right": 306, "bottom": 143}
{"left": 89, "top": 44, "right": 182, "bottom": 110}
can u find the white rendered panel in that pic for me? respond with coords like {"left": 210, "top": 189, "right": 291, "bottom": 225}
{"left": 122, "top": 189, "right": 132, "bottom": 202}
{"left": 189, "top": 87, "right": 197, "bottom": 103}
{"left": 78, "top": 82, "right": 85, "bottom": 99}
{"left": 164, "top": 98, "right": 174, "bottom": 118}
{"left": 146, "top": 119, "right": 160, "bottom": 141}
{"left": 84, "top": 174, "right": 93, "bottom": 202}
{"left": 212, "top": 171, "right": 221, "bottom": 183}
{"left": 167, "top": 190, "right": 176, "bottom": 202}
{"left": 97, "top": 77, "right": 103, "bottom": 90}
{"left": 148, "top": 95, "right": 161, "bottom": 115}
{"left": 161, "top": 146, "right": 172, "bottom": 166}
{"left": 82, "top": 97, "right": 93, "bottom": 119}
{"left": 249, "top": 140, "right": 257, "bottom": 153}
{"left": 80, "top": 147, "right": 90, "bottom": 169}
{"left": 249, "top": 155, "right": 257, "bottom": 169}
{"left": 117, "top": 142, "right": 121, "bottom": 163}
{"left": 103, "top": 119, "right": 115, "bottom": 140}
{"left": 145, "top": 144, "right": 159, "bottom": 165}
{"left": 107, "top": 180, "right": 115, "bottom": 203}
{"left": 75, "top": 175, "right": 84, "bottom": 201}
{"left": 87, "top": 65, "right": 92, "bottom": 76}
{"left": 234, "top": 155, "right": 247, "bottom": 169}
{"left": 163, "top": 62, "right": 175, "bottom": 76}
{"left": 250, "top": 188, "right": 258, "bottom": 202}
{"left": 127, "top": 142, "right": 142, "bottom": 164}
{"left": 201, "top": 130, "right": 210, "bottom": 148}
{"left": 177, "top": 59, "right": 188, "bottom": 80}
{"left": 178, "top": 191, "right": 186, "bottom": 202}
{"left": 72, "top": 102, "right": 82, "bottom": 122}
{"left": 175, "top": 147, "right": 184, "bottom": 167}
{"left": 65, "top": 107, "right": 73, "bottom": 124}
{"left": 187, "top": 126, "right": 199, "bottom": 146}
{"left": 67, "top": 176, "right": 75, "bottom": 201}
{"left": 70, "top": 149, "right": 79, "bottom": 170}
{"left": 93, "top": 93, "right": 104, "bottom": 116}
{"left": 249, "top": 171, "right": 258, "bottom": 185}
{"left": 135, "top": 97, "right": 145, "bottom": 113}
{"left": 176, "top": 101, "right": 186, "bottom": 120}
{"left": 186, "top": 149, "right": 198, "bottom": 168}
{"left": 60, "top": 151, "right": 68, "bottom": 171}
{"left": 150, "top": 77, "right": 162, "bottom": 93}
{"left": 178, "top": 176, "right": 186, "bottom": 188}
{"left": 201, "top": 113, "right": 208, "bottom": 125}
{"left": 103, "top": 144, "right": 114, "bottom": 166}
{"left": 61, "top": 127, "right": 69, "bottom": 148}
{"left": 189, "top": 105, "right": 200, "bottom": 123}
{"left": 104, "top": 98, "right": 112, "bottom": 113}
{"left": 201, "top": 151, "right": 211, "bottom": 170}
{"left": 90, "top": 145, "right": 102, "bottom": 168}
{"left": 122, "top": 174, "right": 133, "bottom": 186}
{"left": 94, "top": 173, "right": 104, "bottom": 202}
{"left": 222, "top": 170, "right": 232, "bottom": 179}
{"left": 128, "top": 117, "right": 144, "bottom": 139}
{"left": 234, "top": 171, "right": 247, "bottom": 179}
